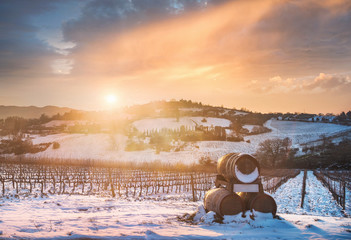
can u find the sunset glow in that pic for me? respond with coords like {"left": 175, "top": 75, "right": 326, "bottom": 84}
{"left": 1, "top": 1, "right": 351, "bottom": 237}
{"left": 1, "top": 0, "right": 351, "bottom": 113}
{"left": 105, "top": 94, "right": 117, "bottom": 105}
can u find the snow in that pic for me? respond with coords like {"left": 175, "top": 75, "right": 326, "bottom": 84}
{"left": 133, "top": 117, "right": 196, "bottom": 132}
{"left": 0, "top": 169, "right": 350, "bottom": 239}
{"left": 272, "top": 171, "right": 344, "bottom": 217}
{"left": 43, "top": 120, "right": 88, "bottom": 128}
{"left": 179, "top": 108, "right": 203, "bottom": 112}
{"left": 191, "top": 117, "right": 231, "bottom": 128}
{"left": 192, "top": 119, "right": 351, "bottom": 159}
{"left": 233, "top": 111, "right": 248, "bottom": 116}
{"left": 0, "top": 171, "right": 351, "bottom": 240}
{"left": 27, "top": 134, "right": 128, "bottom": 160}
{"left": 200, "top": 211, "right": 217, "bottom": 224}
{"left": 193, "top": 205, "right": 207, "bottom": 222}
{"left": 265, "top": 119, "right": 351, "bottom": 147}
{"left": 272, "top": 172, "right": 305, "bottom": 215}
{"left": 26, "top": 133, "right": 207, "bottom": 164}
{"left": 346, "top": 187, "right": 351, "bottom": 217}
{"left": 0, "top": 194, "right": 349, "bottom": 239}
{"left": 133, "top": 117, "right": 231, "bottom": 132}
{"left": 2, "top": 119, "right": 351, "bottom": 166}
{"left": 235, "top": 165, "right": 259, "bottom": 183}
{"left": 243, "top": 125, "right": 258, "bottom": 132}
{"left": 30, "top": 133, "right": 80, "bottom": 145}
{"left": 304, "top": 171, "right": 344, "bottom": 217}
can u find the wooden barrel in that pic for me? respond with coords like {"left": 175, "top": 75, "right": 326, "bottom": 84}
{"left": 217, "top": 153, "right": 260, "bottom": 183}
{"left": 204, "top": 188, "right": 244, "bottom": 216}
{"left": 238, "top": 192, "right": 258, "bottom": 211}
{"left": 249, "top": 193, "right": 277, "bottom": 216}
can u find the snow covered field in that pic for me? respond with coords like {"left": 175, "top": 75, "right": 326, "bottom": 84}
{"left": 264, "top": 120, "right": 351, "bottom": 146}
{"left": 133, "top": 117, "right": 231, "bottom": 132}
{"left": 43, "top": 120, "right": 88, "bottom": 128}
{"left": 0, "top": 171, "right": 350, "bottom": 239}
{"left": 2, "top": 119, "right": 345, "bottom": 165}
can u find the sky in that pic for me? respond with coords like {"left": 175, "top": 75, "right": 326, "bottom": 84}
{"left": 0, "top": 0, "right": 350, "bottom": 114}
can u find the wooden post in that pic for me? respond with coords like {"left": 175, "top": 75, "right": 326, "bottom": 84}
{"left": 191, "top": 174, "right": 196, "bottom": 202}
{"left": 300, "top": 170, "right": 307, "bottom": 208}
{"left": 108, "top": 168, "right": 116, "bottom": 197}
{"left": 342, "top": 182, "right": 346, "bottom": 210}
{"left": 2, "top": 180, "right": 4, "bottom": 196}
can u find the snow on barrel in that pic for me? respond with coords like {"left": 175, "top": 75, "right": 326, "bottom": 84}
{"left": 204, "top": 188, "right": 244, "bottom": 216}
{"left": 217, "top": 153, "right": 260, "bottom": 183}
{"left": 250, "top": 193, "right": 277, "bottom": 216}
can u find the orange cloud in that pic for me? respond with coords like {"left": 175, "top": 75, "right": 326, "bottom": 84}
{"left": 60, "top": 0, "right": 351, "bottom": 113}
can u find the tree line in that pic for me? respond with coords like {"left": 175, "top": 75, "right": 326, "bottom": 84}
{"left": 255, "top": 137, "right": 351, "bottom": 170}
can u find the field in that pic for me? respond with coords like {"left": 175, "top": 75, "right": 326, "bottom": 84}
{"left": 133, "top": 117, "right": 232, "bottom": 132}
{"left": 0, "top": 164, "right": 350, "bottom": 239}
{"left": 1, "top": 119, "right": 350, "bottom": 238}
{"left": 6, "top": 119, "right": 349, "bottom": 165}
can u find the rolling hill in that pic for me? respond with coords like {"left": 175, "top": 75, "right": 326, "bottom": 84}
{"left": 0, "top": 105, "right": 74, "bottom": 119}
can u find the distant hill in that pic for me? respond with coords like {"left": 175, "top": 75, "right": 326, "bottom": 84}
{"left": 0, "top": 105, "right": 75, "bottom": 119}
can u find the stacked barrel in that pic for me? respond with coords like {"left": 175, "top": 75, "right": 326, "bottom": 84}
{"left": 204, "top": 153, "right": 277, "bottom": 217}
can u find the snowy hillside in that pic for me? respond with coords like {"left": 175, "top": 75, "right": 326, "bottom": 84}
{"left": 5, "top": 119, "right": 347, "bottom": 164}
{"left": 133, "top": 117, "right": 231, "bottom": 132}
{"left": 43, "top": 120, "right": 88, "bottom": 128}
{"left": 238, "top": 119, "right": 351, "bottom": 154}
{"left": 267, "top": 120, "right": 351, "bottom": 146}
{"left": 0, "top": 171, "right": 350, "bottom": 239}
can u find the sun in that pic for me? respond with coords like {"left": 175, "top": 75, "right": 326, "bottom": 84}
{"left": 105, "top": 94, "right": 117, "bottom": 104}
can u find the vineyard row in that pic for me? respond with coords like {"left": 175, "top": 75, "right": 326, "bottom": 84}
{"left": 313, "top": 170, "right": 347, "bottom": 210}
{"left": 0, "top": 163, "right": 300, "bottom": 201}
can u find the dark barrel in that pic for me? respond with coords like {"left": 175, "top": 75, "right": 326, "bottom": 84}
{"left": 204, "top": 188, "right": 244, "bottom": 216}
{"left": 249, "top": 193, "right": 277, "bottom": 216}
{"left": 217, "top": 153, "right": 260, "bottom": 183}
{"left": 238, "top": 192, "right": 258, "bottom": 211}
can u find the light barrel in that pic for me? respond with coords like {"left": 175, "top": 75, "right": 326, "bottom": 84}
{"left": 217, "top": 153, "right": 260, "bottom": 183}
{"left": 204, "top": 188, "right": 244, "bottom": 216}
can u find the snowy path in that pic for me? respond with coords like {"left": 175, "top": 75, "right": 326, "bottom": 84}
{"left": 304, "top": 171, "right": 344, "bottom": 217}
{"left": 272, "top": 172, "right": 305, "bottom": 215}
{"left": 346, "top": 187, "right": 351, "bottom": 216}
{"left": 273, "top": 171, "right": 344, "bottom": 217}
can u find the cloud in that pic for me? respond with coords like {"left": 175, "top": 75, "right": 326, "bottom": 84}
{"left": 306, "top": 73, "right": 351, "bottom": 91}
{"left": 0, "top": 1, "right": 59, "bottom": 80}
{"left": 252, "top": 73, "right": 351, "bottom": 94}
{"left": 62, "top": 0, "right": 216, "bottom": 44}
{"left": 60, "top": 0, "right": 351, "bottom": 79}
{"left": 55, "top": 0, "right": 351, "bottom": 112}
{"left": 1, "top": 0, "right": 351, "bottom": 113}
{"left": 51, "top": 59, "right": 75, "bottom": 75}
{"left": 63, "top": 0, "right": 274, "bottom": 77}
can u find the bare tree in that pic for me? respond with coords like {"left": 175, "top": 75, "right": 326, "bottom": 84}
{"left": 255, "top": 138, "right": 292, "bottom": 168}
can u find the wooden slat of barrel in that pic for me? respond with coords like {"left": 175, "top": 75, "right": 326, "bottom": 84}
{"left": 249, "top": 193, "right": 277, "bottom": 216}
{"left": 217, "top": 153, "right": 240, "bottom": 180}
{"left": 204, "top": 188, "right": 244, "bottom": 216}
